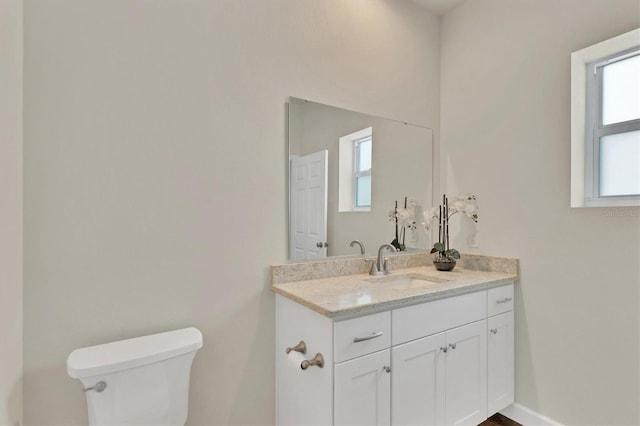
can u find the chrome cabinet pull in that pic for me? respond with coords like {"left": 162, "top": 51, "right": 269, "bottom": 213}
{"left": 490, "top": 328, "right": 498, "bottom": 334}
{"left": 353, "top": 331, "right": 383, "bottom": 343}
{"left": 496, "top": 297, "right": 513, "bottom": 304}
{"left": 449, "top": 343, "right": 457, "bottom": 350}
{"left": 286, "top": 340, "right": 307, "bottom": 355}
{"left": 440, "top": 346, "right": 448, "bottom": 353}
{"left": 83, "top": 381, "right": 107, "bottom": 393}
{"left": 383, "top": 365, "right": 391, "bottom": 373}
{"left": 301, "top": 353, "right": 324, "bottom": 370}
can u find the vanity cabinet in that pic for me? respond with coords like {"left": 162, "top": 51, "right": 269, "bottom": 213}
{"left": 275, "top": 283, "right": 514, "bottom": 426}
{"left": 392, "top": 292, "right": 487, "bottom": 425}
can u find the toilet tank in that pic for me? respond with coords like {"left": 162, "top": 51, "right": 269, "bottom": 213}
{"left": 67, "top": 327, "right": 203, "bottom": 426}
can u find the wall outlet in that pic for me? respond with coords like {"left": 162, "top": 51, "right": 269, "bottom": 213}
{"left": 467, "top": 232, "right": 480, "bottom": 249}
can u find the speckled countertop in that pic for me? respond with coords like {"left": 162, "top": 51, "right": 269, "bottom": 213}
{"left": 271, "top": 253, "right": 519, "bottom": 320}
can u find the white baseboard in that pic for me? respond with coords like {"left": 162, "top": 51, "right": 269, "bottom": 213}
{"left": 500, "top": 403, "right": 563, "bottom": 426}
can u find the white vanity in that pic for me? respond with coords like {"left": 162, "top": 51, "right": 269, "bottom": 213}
{"left": 272, "top": 253, "right": 517, "bottom": 426}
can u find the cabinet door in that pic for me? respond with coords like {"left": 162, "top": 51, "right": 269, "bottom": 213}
{"left": 445, "top": 320, "right": 487, "bottom": 426}
{"left": 488, "top": 311, "right": 514, "bottom": 416}
{"left": 391, "top": 332, "right": 446, "bottom": 425}
{"left": 334, "top": 349, "right": 390, "bottom": 426}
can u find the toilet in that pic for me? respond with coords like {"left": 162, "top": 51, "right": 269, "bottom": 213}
{"left": 67, "top": 327, "right": 203, "bottom": 425}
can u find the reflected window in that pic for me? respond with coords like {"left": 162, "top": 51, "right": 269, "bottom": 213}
{"left": 339, "top": 127, "right": 372, "bottom": 212}
{"left": 354, "top": 135, "right": 372, "bottom": 207}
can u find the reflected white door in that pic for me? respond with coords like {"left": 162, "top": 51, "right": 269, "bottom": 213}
{"left": 290, "top": 150, "right": 328, "bottom": 260}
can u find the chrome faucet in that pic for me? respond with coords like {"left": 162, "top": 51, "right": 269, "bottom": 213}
{"left": 370, "top": 244, "right": 396, "bottom": 276}
{"left": 350, "top": 240, "right": 365, "bottom": 255}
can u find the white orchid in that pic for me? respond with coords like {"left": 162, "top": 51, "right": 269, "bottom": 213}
{"left": 422, "top": 207, "right": 439, "bottom": 230}
{"left": 397, "top": 207, "right": 417, "bottom": 230}
{"left": 428, "top": 193, "right": 479, "bottom": 268}
{"left": 443, "top": 194, "right": 478, "bottom": 222}
{"left": 389, "top": 197, "right": 419, "bottom": 250}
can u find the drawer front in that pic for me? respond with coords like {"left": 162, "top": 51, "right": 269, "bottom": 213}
{"left": 334, "top": 311, "right": 391, "bottom": 363}
{"left": 487, "top": 284, "right": 514, "bottom": 316}
{"left": 392, "top": 291, "right": 487, "bottom": 345}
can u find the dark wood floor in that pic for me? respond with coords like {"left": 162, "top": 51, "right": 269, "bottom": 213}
{"left": 479, "top": 413, "right": 522, "bottom": 426}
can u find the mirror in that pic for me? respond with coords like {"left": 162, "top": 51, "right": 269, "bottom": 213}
{"left": 288, "top": 97, "right": 433, "bottom": 260}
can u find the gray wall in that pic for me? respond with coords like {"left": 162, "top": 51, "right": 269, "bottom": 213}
{"left": 441, "top": 0, "right": 640, "bottom": 424}
{"left": 0, "top": 0, "right": 23, "bottom": 424}
{"left": 22, "top": 1, "right": 441, "bottom": 424}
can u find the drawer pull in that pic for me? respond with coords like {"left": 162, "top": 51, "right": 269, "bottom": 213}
{"left": 440, "top": 346, "right": 448, "bottom": 353}
{"left": 383, "top": 365, "right": 391, "bottom": 373}
{"left": 301, "top": 353, "right": 324, "bottom": 370}
{"left": 490, "top": 328, "right": 498, "bottom": 334}
{"left": 449, "top": 343, "right": 457, "bottom": 350}
{"left": 353, "top": 331, "right": 383, "bottom": 343}
{"left": 496, "top": 297, "right": 513, "bottom": 304}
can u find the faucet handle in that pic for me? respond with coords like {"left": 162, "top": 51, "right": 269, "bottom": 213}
{"left": 383, "top": 257, "right": 390, "bottom": 274}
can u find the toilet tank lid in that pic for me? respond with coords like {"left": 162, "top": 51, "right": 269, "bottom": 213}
{"left": 67, "top": 327, "right": 203, "bottom": 379}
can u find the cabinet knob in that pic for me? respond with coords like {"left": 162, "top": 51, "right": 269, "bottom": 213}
{"left": 449, "top": 343, "right": 457, "bottom": 350}
{"left": 440, "top": 346, "right": 448, "bottom": 353}
{"left": 383, "top": 365, "right": 391, "bottom": 373}
{"left": 490, "top": 328, "right": 498, "bottom": 334}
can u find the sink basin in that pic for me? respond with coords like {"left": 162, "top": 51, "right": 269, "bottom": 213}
{"left": 365, "top": 273, "right": 450, "bottom": 289}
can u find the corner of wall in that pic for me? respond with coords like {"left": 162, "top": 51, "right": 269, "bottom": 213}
{"left": 0, "top": 0, "right": 24, "bottom": 424}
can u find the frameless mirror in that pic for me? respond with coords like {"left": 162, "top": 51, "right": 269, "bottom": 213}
{"left": 287, "top": 97, "right": 433, "bottom": 260}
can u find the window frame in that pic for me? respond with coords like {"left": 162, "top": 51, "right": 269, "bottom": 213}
{"left": 353, "top": 135, "right": 372, "bottom": 209}
{"left": 571, "top": 28, "right": 640, "bottom": 207}
{"left": 585, "top": 48, "right": 640, "bottom": 203}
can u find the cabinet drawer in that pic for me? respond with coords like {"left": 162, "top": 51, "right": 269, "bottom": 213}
{"left": 392, "top": 291, "right": 486, "bottom": 345}
{"left": 334, "top": 311, "right": 391, "bottom": 363}
{"left": 487, "top": 284, "right": 514, "bottom": 316}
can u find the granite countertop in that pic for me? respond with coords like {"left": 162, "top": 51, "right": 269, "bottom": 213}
{"left": 271, "top": 254, "right": 519, "bottom": 320}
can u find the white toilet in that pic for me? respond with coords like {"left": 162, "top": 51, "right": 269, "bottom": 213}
{"left": 67, "top": 327, "right": 203, "bottom": 425}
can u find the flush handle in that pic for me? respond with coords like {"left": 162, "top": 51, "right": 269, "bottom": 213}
{"left": 83, "top": 381, "right": 107, "bottom": 393}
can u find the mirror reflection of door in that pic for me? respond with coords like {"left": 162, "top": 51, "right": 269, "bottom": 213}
{"left": 289, "top": 150, "right": 328, "bottom": 260}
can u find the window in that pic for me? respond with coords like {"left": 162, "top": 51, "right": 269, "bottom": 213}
{"left": 571, "top": 29, "right": 640, "bottom": 207}
{"left": 339, "top": 127, "right": 372, "bottom": 212}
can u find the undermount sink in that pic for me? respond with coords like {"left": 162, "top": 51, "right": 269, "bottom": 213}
{"left": 365, "top": 273, "right": 451, "bottom": 288}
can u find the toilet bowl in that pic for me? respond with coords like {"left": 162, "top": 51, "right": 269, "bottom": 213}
{"left": 67, "top": 327, "right": 203, "bottom": 425}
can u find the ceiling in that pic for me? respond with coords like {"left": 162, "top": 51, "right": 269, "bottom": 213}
{"left": 411, "top": 0, "right": 467, "bottom": 16}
